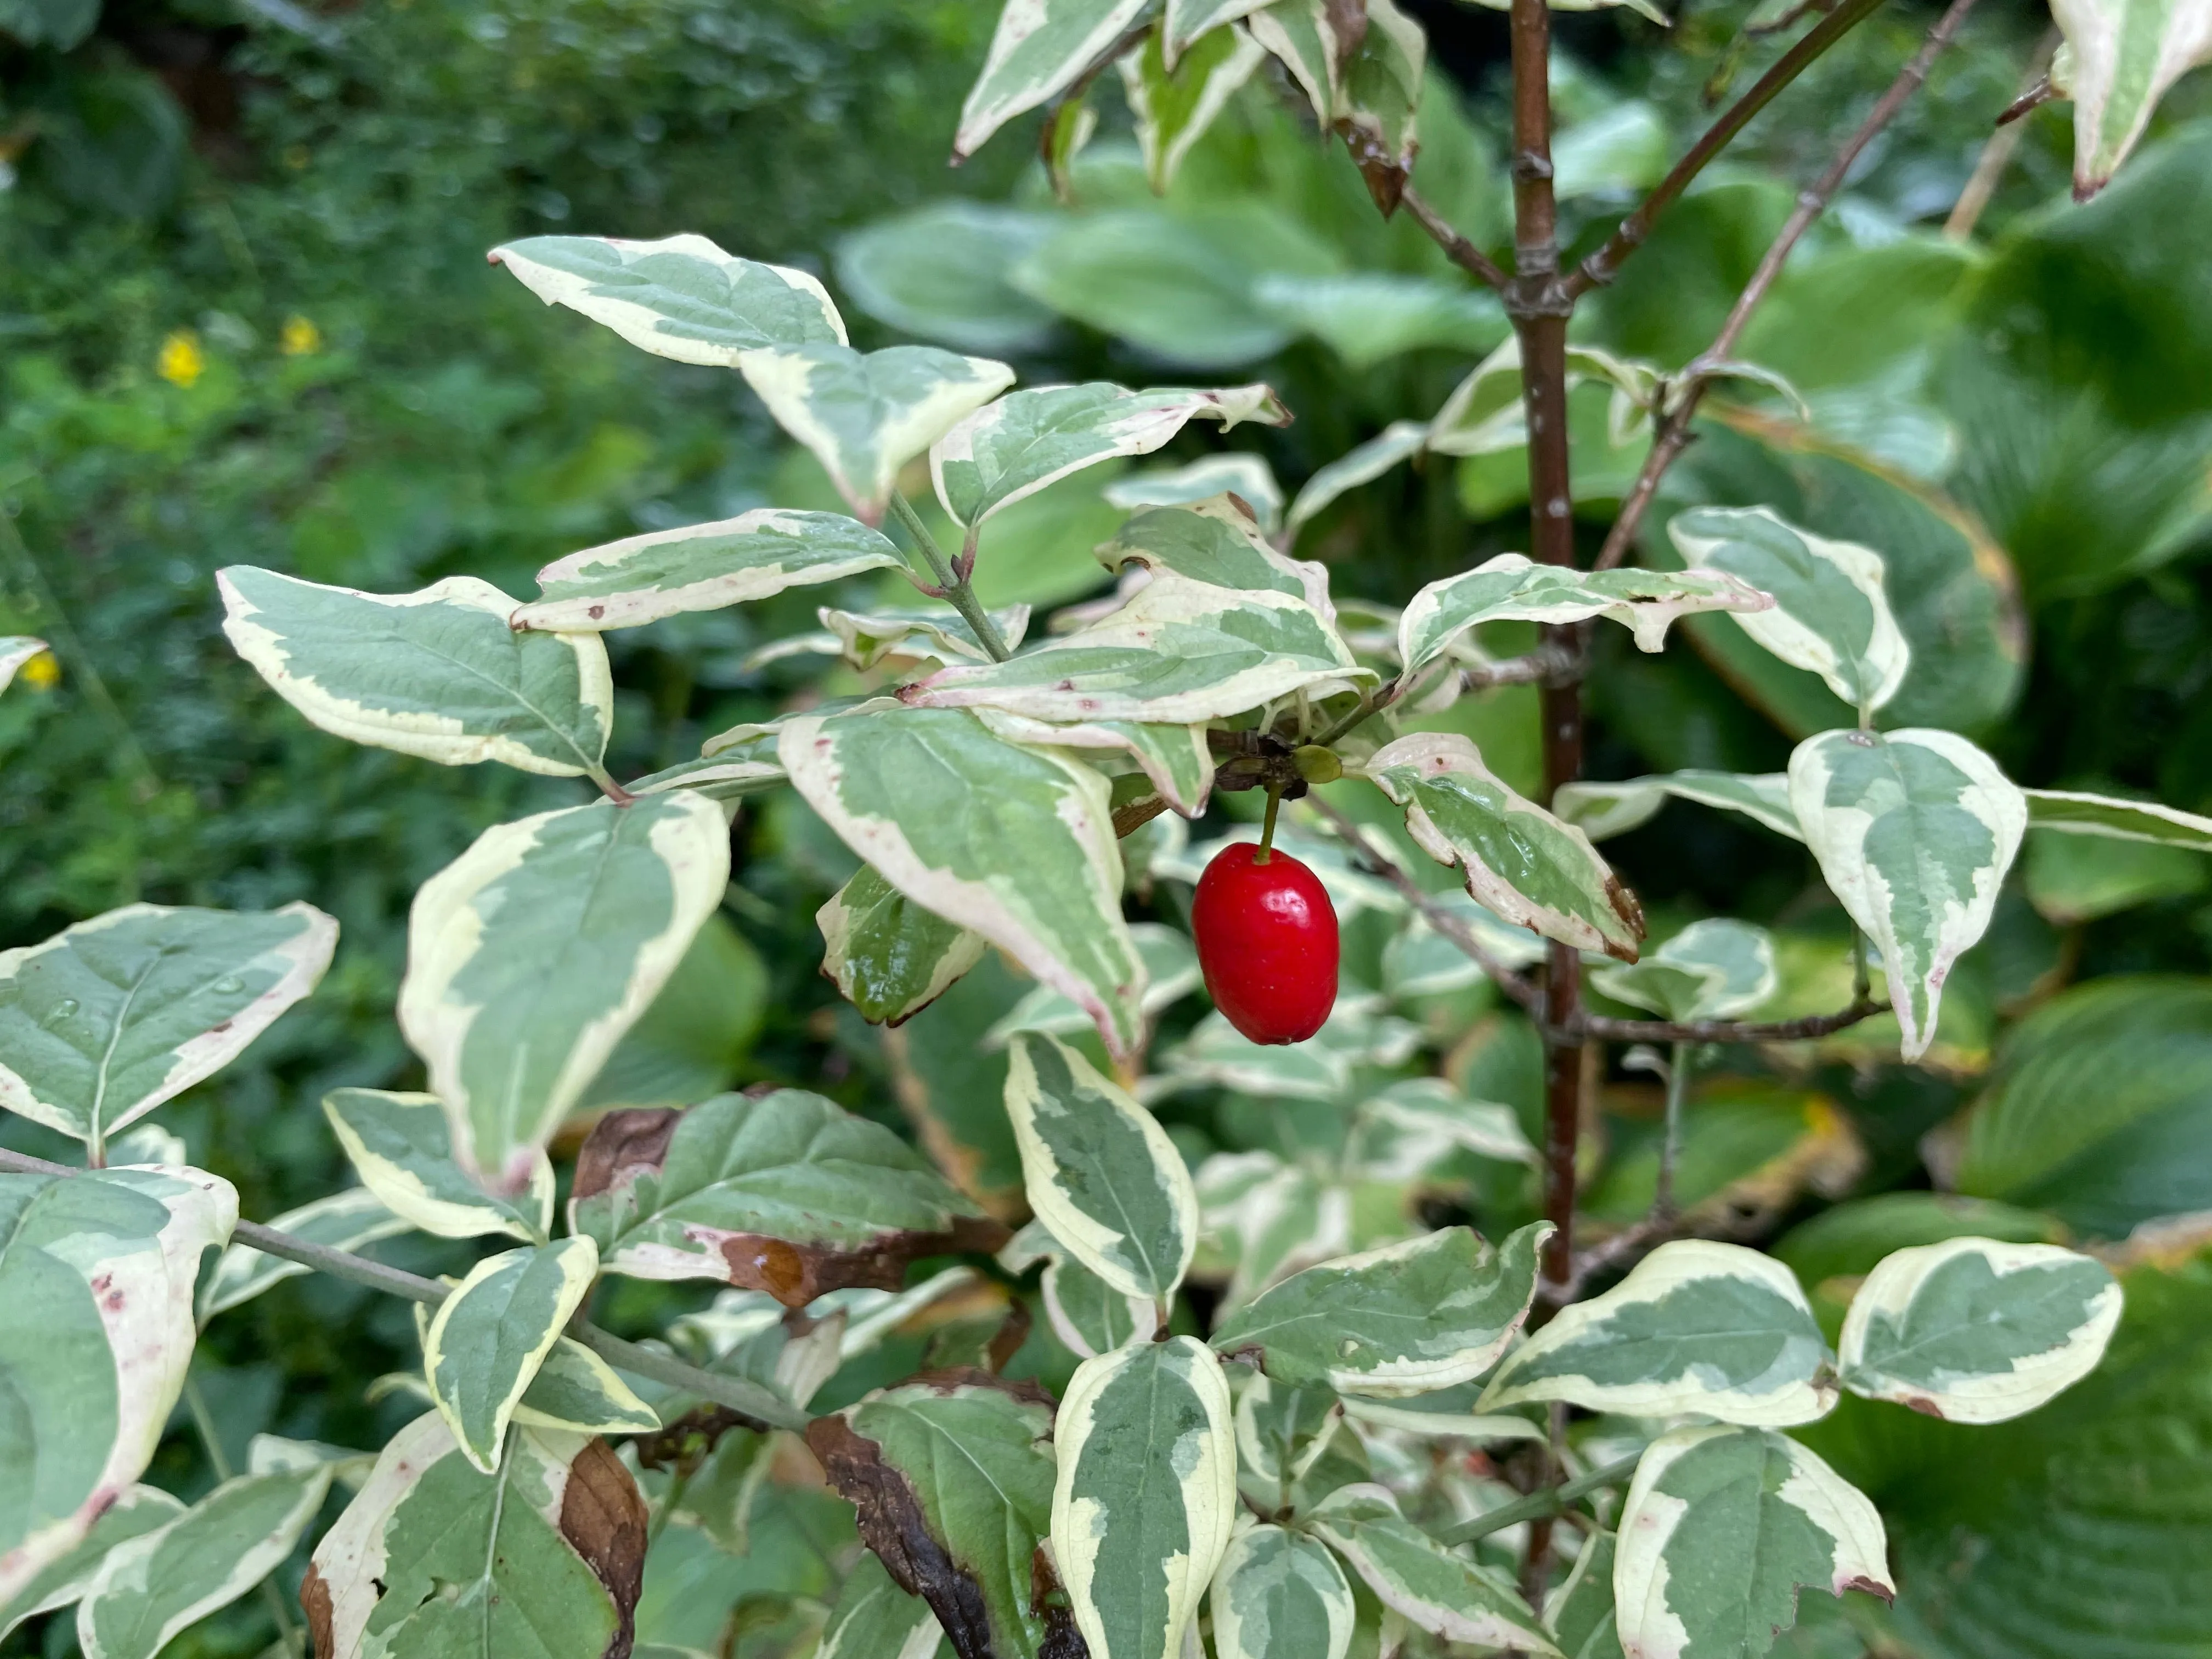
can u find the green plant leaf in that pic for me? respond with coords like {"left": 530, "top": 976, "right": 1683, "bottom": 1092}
{"left": 1286, "top": 421, "right": 1432, "bottom": 535}
{"left": 1194, "top": 1150, "right": 1353, "bottom": 1310}
{"left": 1106, "top": 454, "right": 1285, "bottom": 535}
{"left": 2048, "top": 0, "right": 2212, "bottom": 197}
{"left": 75, "top": 1465, "right": 331, "bottom": 1659}
{"left": 1591, "top": 917, "right": 1777, "bottom": 1024}
{"left": 1164, "top": 0, "right": 1273, "bottom": 59}
{"left": 0, "top": 1487, "right": 182, "bottom": 1644}
{"left": 1054, "top": 1336, "right": 1237, "bottom": 1659}
{"left": 1249, "top": 0, "right": 1363, "bottom": 123}
{"left": 1262, "top": 276, "right": 1506, "bottom": 373}
{"left": 1788, "top": 728, "right": 2025, "bottom": 1062}
{"left": 1771, "top": 1194, "right": 2066, "bottom": 1294}
{"left": 977, "top": 710, "right": 1218, "bottom": 819}
{"left": 569, "top": 1088, "right": 995, "bottom": 1304}
{"left": 1345, "top": 1077, "right": 1536, "bottom": 1176}
{"left": 219, "top": 567, "right": 613, "bottom": 777}
{"left": 1306, "top": 1483, "right": 1558, "bottom": 1654}
{"left": 2024, "top": 827, "right": 2209, "bottom": 923}
{"left": 509, "top": 1338, "right": 661, "bottom": 1435}
{"left": 1044, "top": 1250, "right": 1158, "bottom": 1357}
{"left": 488, "top": 233, "right": 845, "bottom": 362}
{"left": 1232, "top": 1373, "right": 1343, "bottom": 1485}
{"left": 1119, "top": 22, "right": 1266, "bottom": 192}
{"left": 1614, "top": 1426, "right": 1892, "bottom": 1659}
{"left": 954, "top": 0, "right": 1154, "bottom": 160}
{"left": 816, "top": 1553, "right": 943, "bottom": 1659}
{"left": 1481, "top": 1239, "right": 1837, "bottom": 1425}
{"left": 580, "top": 912, "right": 766, "bottom": 1110}
{"left": 1544, "top": 1528, "right": 1623, "bottom": 1659}
{"left": 196, "top": 1187, "right": 412, "bottom": 1323}
{"left": 2019, "top": 787, "right": 2212, "bottom": 850}
{"left": 0, "top": 902, "right": 335, "bottom": 1152}
{"left": 1365, "top": 731, "right": 1646, "bottom": 961}
{"left": 322, "top": 1088, "right": 552, "bottom": 1242}
{"left": 1336, "top": 0, "right": 1424, "bottom": 211}
{"left": 1161, "top": 1002, "right": 1423, "bottom": 1104}
{"left": 1006, "top": 1030, "right": 1197, "bottom": 1302}
{"left": 819, "top": 865, "right": 988, "bottom": 1028}
{"left": 1551, "top": 771, "right": 1802, "bottom": 843}
{"left": 1211, "top": 1222, "right": 1549, "bottom": 1397}
{"left": 1212, "top": 1523, "right": 1356, "bottom": 1659}
{"left": 0, "top": 1166, "right": 236, "bottom": 1608}
{"left": 399, "top": 792, "right": 730, "bottom": 1191}
{"left": 0, "top": 637, "right": 46, "bottom": 693}
{"left": 302, "top": 1415, "right": 647, "bottom": 1659}
{"left": 780, "top": 704, "right": 1147, "bottom": 1056}
{"left": 1100, "top": 496, "right": 1335, "bottom": 616}
{"left": 423, "top": 1236, "right": 599, "bottom": 1474}
{"left": 836, "top": 201, "right": 1060, "bottom": 356}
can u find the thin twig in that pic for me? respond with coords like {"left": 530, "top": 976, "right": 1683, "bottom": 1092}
{"left": 888, "top": 491, "right": 1011, "bottom": 663}
{"left": 1944, "top": 28, "right": 2058, "bottom": 240}
{"left": 1577, "top": 996, "right": 1884, "bottom": 1043}
{"left": 1400, "top": 183, "right": 1510, "bottom": 292}
{"left": 1654, "top": 1039, "right": 1691, "bottom": 1219}
{"left": 0, "top": 1147, "right": 812, "bottom": 1434}
{"left": 1555, "top": 1211, "right": 1688, "bottom": 1301}
{"left": 1431, "top": 1452, "right": 1644, "bottom": 1547}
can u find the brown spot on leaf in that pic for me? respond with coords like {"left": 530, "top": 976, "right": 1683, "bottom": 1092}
{"left": 1899, "top": 1393, "right": 1949, "bottom": 1419}
{"left": 1601, "top": 873, "right": 1648, "bottom": 961}
{"left": 570, "top": 1108, "right": 681, "bottom": 1206}
{"left": 301, "top": 1563, "right": 334, "bottom": 1659}
{"left": 716, "top": 1216, "right": 1011, "bottom": 1309}
{"left": 558, "top": 1437, "right": 650, "bottom": 1659}
{"left": 908, "top": 1366, "right": 1058, "bottom": 1409}
{"left": 631, "top": 1404, "right": 769, "bottom": 1471}
{"left": 1839, "top": 1574, "right": 1897, "bottom": 1606}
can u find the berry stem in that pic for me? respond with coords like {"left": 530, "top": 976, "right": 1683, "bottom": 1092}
{"left": 1257, "top": 782, "right": 1282, "bottom": 862}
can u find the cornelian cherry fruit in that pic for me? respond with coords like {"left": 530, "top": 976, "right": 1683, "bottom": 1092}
{"left": 1192, "top": 843, "right": 1339, "bottom": 1045}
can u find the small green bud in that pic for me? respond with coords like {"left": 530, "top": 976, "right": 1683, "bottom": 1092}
{"left": 1292, "top": 745, "right": 1342, "bottom": 785}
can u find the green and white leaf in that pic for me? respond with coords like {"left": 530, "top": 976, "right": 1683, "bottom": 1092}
{"left": 399, "top": 791, "right": 730, "bottom": 1190}
{"left": 1233, "top": 1374, "right": 1342, "bottom": 1485}
{"left": 2047, "top": 0, "right": 2212, "bottom": 196}
{"left": 1193, "top": 1151, "right": 1354, "bottom": 1309}
{"left": 1006, "top": 1030, "right": 1197, "bottom": 1302}
{"left": 1105, "top": 454, "right": 1284, "bottom": 535}
{"left": 1837, "top": 1237, "right": 2121, "bottom": 1423}
{"left": 2021, "top": 786, "right": 2212, "bottom": 850}
{"left": 1119, "top": 23, "right": 1267, "bottom": 192}
{"left": 508, "top": 1338, "right": 661, "bottom": 1435}
{"left": 75, "top": 1465, "right": 331, "bottom": 1659}
{"left": 821, "top": 602, "right": 1032, "bottom": 670}
{"left": 0, "top": 901, "right": 336, "bottom": 1150}
{"left": 489, "top": 232, "right": 844, "bottom": 363}
{"left": 1210, "top": 1222, "right": 1549, "bottom": 1396}
{"left": 1427, "top": 337, "right": 1662, "bottom": 455}
{"left": 1591, "top": 918, "right": 1776, "bottom": 1024}
{"left": 1336, "top": 0, "right": 1424, "bottom": 199}
{"left": 1336, "top": 1388, "right": 1547, "bottom": 1442}
{"left": 1366, "top": 731, "right": 1645, "bottom": 961}
{"left": 738, "top": 343, "right": 1015, "bottom": 524}
{"left": 817, "top": 1554, "right": 941, "bottom": 1659}
{"left": 1163, "top": 0, "right": 1274, "bottom": 60}
{"left": 1286, "top": 421, "right": 1430, "bottom": 536}
{"left": 1248, "top": 0, "right": 1363, "bottom": 123}
{"left": 1099, "top": 495, "right": 1335, "bottom": 618}
{"left": 423, "top": 1237, "right": 600, "bottom": 1474}
{"left": 1788, "top": 727, "right": 2027, "bottom": 1062}
{"left": 977, "top": 709, "right": 1218, "bottom": 817}
{"left": 984, "top": 922, "right": 1202, "bottom": 1048}
{"left": 1044, "top": 1252, "right": 1158, "bottom": 1357}
{"left": 1156, "top": 1001, "right": 1422, "bottom": 1104}
{"left": 1306, "top": 1484, "right": 1559, "bottom": 1655}
{"left": 953, "top": 0, "right": 1154, "bottom": 160}
{"left": 1053, "top": 1336, "right": 1237, "bottom": 1659}
{"left": 198, "top": 1187, "right": 411, "bottom": 1322}
{"left": 1553, "top": 771, "right": 1802, "bottom": 844}
{"left": 513, "top": 510, "right": 903, "bottom": 632}
{"left": 1212, "top": 1524, "right": 1357, "bottom": 1659}
{"left": 1481, "top": 1239, "right": 1837, "bottom": 1425}
{"left": 781, "top": 703, "right": 1146, "bottom": 1055}
{"left": 818, "top": 865, "right": 988, "bottom": 1026}
{"left": 0, "top": 637, "right": 45, "bottom": 693}
{"left": 218, "top": 567, "right": 612, "bottom": 776}
{"left": 1545, "top": 1530, "right": 1624, "bottom": 1659}
{"left": 933, "top": 380, "right": 1287, "bottom": 535}
{"left": 1345, "top": 1077, "right": 1537, "bottom": 1177}
{"left": 1614, "top": 1427, "right": 1892, "bottom": 1659}
{"left": 323, "top": 1088, "right": 552, "bottom": 1243}
{"left": 1398, "top": 552, "right": 1770, "bottom": 673}
{"left": 0, "top": 1166, "right": 238, "bottom": 1607}
{"left": 1670, "top": 505, "right": 1910, "bottom": 718}
{"left": 0, "top": 1487, "right": 182, "bottom": 1644}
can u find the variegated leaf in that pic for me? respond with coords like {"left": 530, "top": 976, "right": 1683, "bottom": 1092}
{"left": 1592, "top": 918, "right": 1776, "bottom": 1024}
{"left": 1107, "top": 453, "right": 1284, "bottom": 534}
{"left": 624, "top": 747, "right": 788, "bottom": 803}
{"left": 1837, "top": 1237, "right": 2121, "bottom": 1423}
{"left": 301, "top": 1414, "right": 648, "bottom": 1659}
{"left": 1212, "top": 1523, "right": 1356, "bottom": 1659}
{"left": 821, "top": 602, "right": 1032, "bottom": 670}
{"left": 1336, "top": 1389, "right": 1547, "bottom": 1442}
{"left": 1365, "top": 732, "right": 1645, "bottom": 961}
{"left": 1669, "top": 505, "right": 1910, "bottom": 718}
{"left": 0, "top": 1166, "right": 237, "bottom": 1607}
{"left": 984, "top": 922, "right": 1203, "bottom": 1048}
{"left": 218, "top": 568, "right": 613, "bottom": 777}
{"left": 817, "top": 1554, "right": 941, "bottom": 1659}
{"left": 513, "top": 510, "right": 903, "bottom": 632}
{"left": 1045, "top": 1252, "right": 1158, "bottom": 1357}
{"left": 1119, "top": 23, "right": 1267, "bottom": 191}
{"left": 399, "top": 791, "right": 730, "bottom": 1190}
{"left": 1614, "top": 1427, "right": 1892, "bottom": 1659}
{"left": 1428, "top": 337, "right": 1662, "bottom": 456}
{"left": 1194, "top": 1150, "right": 1353, "bottom": 1309}
{"left": 1099, "top": 495, "right": 1335, "bottom": 618}
{"left": 0, "top": 637, "right": 46, "bottom": 693}
{"left": 819, "top": 864, "right": 988, "bottom": 1026}
{"left": 953, "top": 0, "right": 1154, "bottom": 161}
{"left": 1336, "top": 0, "right": 1424, "bottom": 212}
{"left": 488, "top": 232, "right": 844, "bottom": 363}
{"left": 1788, "top": 729, "right": 2026, "bottom": 1062}
{"left": 75, "top": 1464, "right": 331, "bottom": 1659}
{"left": 509, "top": 1338, "right": 661, "bottom": 1435}
{"left": 1398, "top": 553, "right": 1770, "bottom": 674}
{"left": 0, "top": 902, "right": 335, "bottom": 1153}
{"left": 1481, "top": 1240, "right": 1835, "bottom": 1426}
{"left": 2049, "top": 0, "right": 2212, "bottom": 196}
{"left": 1346, "top": 1076, "right": 1536, "bottom": 1176}
{"left": 1553, "top": 771, "right": 1802, "bottom": 844}
{"left": 977, "top": 709, "right": 1217, "bottom": 817}
{"left": 1286, "top": 421, "right": 1430, "bottom": 536}
{"left": 1248, "top": 0, "right": 1362, "bottom": 123}
{"left": 1211, "top": 1222, "right": 1548, "bottom": 1396}
{"left": 781, "top": 703, "right": 1147, "bottom": 1055}
{"left": 568, "top": 1088, "right": 994, "bottom": 1303}
{"left": 197, "top": 1187, "right": 411, "bottom": 1323}
{"left": 1546, "top": 1530, "right": 1624, "bottom": 1659}
{"left": 1232, "top": 1373, "right": 1341, "bottom": 1485}
{"left": 1054, "top": 1337, "right": 1237, "bottom": 1659}
{"left": 1006, "top": 1030, "right": 1198, "bottom": 1302}
{"left": 1163, "top": 0, "right": 1274, "bottom": 59}
{"left": 1307, "top": 1484, "right": 1558, "bottom": 1654}
{"left": 0, "top": 1486, "right": 182, "bottom": 1644}
{"left": 322, "top": 1088, "right": 552, "bottom": 1243}
{"left": 738, "top": 343, "right": 1014, "bottom": 524}
{"left": 423, "top": 1236, "right": 599, "bottom": 1473}
{"left": 2021, "top": 786, "right": 2212, "bottom": 850}
{"left": 1159, "top": 1001, "right": 1421, "bottom": 1104}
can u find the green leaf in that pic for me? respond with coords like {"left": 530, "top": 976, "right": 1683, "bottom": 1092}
{"left": 1006, "top": 1030, "right": 1197, "bottom": 1302}
{"left": 1306, "top": 1483, "right": 1558, "bottom": 1654}
{"left": 1615, "top": 1427, "right": 1892, "bottom": 1659}
{"left": 1788, "top": 728, "right": 2025, "bottom": 1062}
{"left": 424, "top": 1236, "right": 599, "bottom": 1474}
{"left": 817, "top": 1554, "right": 942, "bottom": 1659}
{"left": 1045, "top": 1251, "right": 1158, "bottom": 1358}
{"left": 1248, "top": 0, "right": 1363, "bottom": 124}
{"left": 488, "top": 233, "right": 845, "bottom": 363}
{"left": 581, "top": 912, "right": 766, "bottom": 1110}
{"left": 1054, "top": 1336, "right": 1237, "bottom": 1659}
{"left": 1194, "top": 1150, "right": 1354, "bottom": 1309}
{"left": 1429, "top": 337, "right": 1662, "bottom": 458}
{"left": 806, "top": 1375, "right": 1064, "bottom": 1659}
{"left": 2024, "top": 825, "right": 2208, "bottom": 923}
{"left": 1838, "top": 1238, "right": 2120, "bottom": 1423}
{"left": 738, "top": 343, "right": 1014, "bottom": 526}
{"left": 0, "top": 1167, "right": 236, "bottom": 1608}
{"left": 1366, "top": 731, "right": 1645, "bottom": 961}
{"left": 514, "top": 510, "right": 904, "bottom": 633}
{"left": 1771, "top": 1194, "right": 2065, "bottom": 1294}
{"left": 399, "top": 792, "right": 730, "bottom": 1190}
{"left": 982, "top": 711, "right": 1219, "bottom": 820}
{"left": 822, "top": 603, "right": 1034, "bottom": 670}
{"left": 1212, "top": 1524, "right": 1357, "bottom": 1659}
{"left": 1101, "top": 496, "right": 1335, "bottom": 616}
{"left": 819, "top": 865, "right": 988, "bottom": 1027}
{"left": 1262, "top": 276, "right": 1506, "bottom": 374}
{"left": 1346, "top": 1077, "right": 1537, "bottom": 1175}
{"left": 781, "top": 704, "right": 1147, "bottom": 1056}
{"left": 2020, "top": 786, "right": 2212, "bottom": 850}
{"left": 197, "top": 1187, "right": 412, "bottom": 1323}
{"left": 1212, "top": 1222, "right": 1548, "bottom": 1397}
{"left": 218, "top": 567, "right": 613, "bottom": 777}
{"left": 303, "top": 1415, "right": 647, "bottom": 1659}
{"left": 1591, "top": 918, "right": 1776, "bottom": 1024}
{"left": 0, "top": 902, "right": 335, "bottom": 1152}
{"left": 836, "top": 202, "right": 1060, "bottom": 356}
{"left": 0, "top": 1487, "right": 181, "bottom": 1644}
{"left": 980, "top": 923, "right": 1198, "bottom": 1049}
{"left": 1118, "top": 22, "right": 1266, "bottom": 193}
{"left": 323, "top": 1088, "right": 551, "bottom": 1243}
{"left": 1669, "top": 505, "right": 1910, "bottom": 719}
{"left": 1552, "top": 771, "right": 1802, "bottom": 844}
{"left": 1481, "top": 1239, "right": 1837, "bottom": 1425}
{"left": 1106, "top": 454, "right": 1285, "bottom": 536}
{"left": 569, "top": 1088, "right": 993, "bottom": 1303}
{"left": 75, "top": 1465, "right": 331, "bottom": 1659}
{"left": 2049, "top": 0, "right": 2212, "bottom": 197}
{"left": 954, "top": 0, "right": 1154, "bottom": 160}
{"left": 1164, "top": 0, "right": 1273, "bottom": 60}
{"left": 0, "top": 637, "right": 46, "bottom": 693}
{"left": 1286, "top": 421, "right": 1433, "bottom": 535}
{"left": 510, "top": 1338, "right": 661, "bottom": 1435}
{"left": 1162, "top": 1003, "right": 1423, "bottom": 1104}
{"left": 1335, "top": 0, "right": 1424, "bottom": 211}
{"left": 1544, "top": 1528, "right": 1624, "bottom": 1659}
{"left": 1232, "top": 1373, "right": 1342, "bottom": 1485}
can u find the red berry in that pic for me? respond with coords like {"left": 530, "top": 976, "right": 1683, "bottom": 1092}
{"left": 1192, "top": 843, "right": 1340, "bottom": 1045}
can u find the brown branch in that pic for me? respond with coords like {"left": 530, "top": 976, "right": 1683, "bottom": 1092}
{"left": 1400, "top": 182, "right": 1510, "bottom": 292}
{"left": 1945, "top": 29, "right": 2058, "bottom": 240}
{"left": 1576, "top": 996, "right": 1884, "bottom": 1044}
{"left": 1592, "top": 0, "right": 1984, "bottom": 569}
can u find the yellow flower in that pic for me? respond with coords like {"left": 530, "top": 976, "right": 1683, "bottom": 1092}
{"left": 280, "top": 315, "right": 322, "bottom": 357}
{"left": 20, "top": 651, "right": 59, "bottom": 690}
{"left": 158, "top": 331, "right": 205, "bottom": 388}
